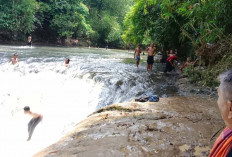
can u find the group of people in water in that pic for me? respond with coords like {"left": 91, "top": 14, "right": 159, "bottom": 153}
{"left": 10, "top": 53, "right": 70, "bottom": 68}
{"left": 134, "top": 43, "right": 197, "bottom": 73}
{"left": 8, "top": 52, "right": 69, "bottom": 141}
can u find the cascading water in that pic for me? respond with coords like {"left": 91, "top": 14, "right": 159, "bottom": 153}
{"left": 0, "top": 45, "right": 178, "bottom": 157}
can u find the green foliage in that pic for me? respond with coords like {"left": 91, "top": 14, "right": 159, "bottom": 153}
{"left": 0, "top": 0, "right": 133, "bottom": 46}
{"left": 183, "top": 65, "right": 201, "bottom": 83}
{"left": 85, "top": 0, "right": 133, "bottom": 47}
{"left": 123, "top": 0, "right": 232, "bottom": 56}
{"left": 0, "top": 0, "right": 93, "bottom": 41}
{"left": 123, "top": 0, "right": 184, "bottom": 54}
{"left": 35, "top": 0, "right": 92, "bottom": 40}
{"left": 122, "top": 0, "right": 232, "bottom": 88}
{"left": 49, "top": 1, "right": 91, "bottom": 37}
{"left": 0, "top": 0, "right": 37, "bottom": 39}
{"left": 183, "top": 47, "right": 232, "bottom": 87}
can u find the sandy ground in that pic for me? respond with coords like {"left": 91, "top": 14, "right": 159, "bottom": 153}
{"left": 34, "top": 96, "right": 224, "bottom": 157}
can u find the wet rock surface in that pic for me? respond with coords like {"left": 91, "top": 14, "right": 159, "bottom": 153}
{"left": 34, "top": 96, "right": 224, "bottom": 157}
{"left": 177, "top": 75, "right": 217, "bottom": 98}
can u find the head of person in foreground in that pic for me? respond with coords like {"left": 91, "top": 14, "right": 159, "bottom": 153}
{"left": 218, "top": 69, "right": 232, "bottom": 128}
{"left": 23, "top": 106, "right": 31, "bottom": 114}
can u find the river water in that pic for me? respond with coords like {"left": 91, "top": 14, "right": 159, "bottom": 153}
{"left": 0, "top": 45, "right": 179, "bottom": 157}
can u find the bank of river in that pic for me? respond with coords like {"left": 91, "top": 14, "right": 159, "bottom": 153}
{"left": 34, "top": 96, "right": 223, "bottom": 157}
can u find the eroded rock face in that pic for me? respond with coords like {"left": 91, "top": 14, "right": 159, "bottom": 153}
{"left": 34, "top": 96, "right": 224, "bottom": 157}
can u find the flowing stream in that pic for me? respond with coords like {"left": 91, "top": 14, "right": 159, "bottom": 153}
{"left": 0, "top": 45, "right": 179, "bottom": 157}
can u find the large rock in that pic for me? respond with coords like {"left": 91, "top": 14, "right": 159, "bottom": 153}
{"left": 34, "top": 96, "right": 224, "bottom": 157}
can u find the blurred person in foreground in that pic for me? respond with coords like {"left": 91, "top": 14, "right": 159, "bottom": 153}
{"left": 210, "top": 69, "right": 232, "bottom": 157}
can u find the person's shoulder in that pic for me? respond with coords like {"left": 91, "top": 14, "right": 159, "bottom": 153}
{"left": 39, "top": 114, "right": 43, "bottom": 120}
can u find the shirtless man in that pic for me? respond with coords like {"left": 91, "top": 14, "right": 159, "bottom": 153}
{"left": 10, "top": 53, "right": 19, "bottom": 65}
{"left": 134, "top": 45, "right": 142, "bottom": 68}
{"left": 179, "top": 57, "right": 198, "bottom": 71}
{"left": 146, "top": 43, "right": 156, "bottom": 72}
{"left": 28, "top": 34, "right": 32, "bottom": 47}
{"left": 73, "top": 39, "right": 78, "bottom": 47}
{"left": 24, "top": 106, "right": 43, "bottom": 141}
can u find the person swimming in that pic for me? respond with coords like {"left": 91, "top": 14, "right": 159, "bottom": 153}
{"left": 24, "top": 106, "right": 43, "bottom": 141}
{"left": 10, "top": 53, "right": 19, "bottom": 65}
{"left": 65, "top": 58, "right": 70, "bottom": 67}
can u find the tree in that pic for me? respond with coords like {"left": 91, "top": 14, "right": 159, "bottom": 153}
{"left": 0, "top": 0, "right": 37, "bottom": 40}
{"left": 83, "top": 0, "right": 133, "bottom": 47}
{"left": 34, "top": 0, "right": 92, "bottom": 42}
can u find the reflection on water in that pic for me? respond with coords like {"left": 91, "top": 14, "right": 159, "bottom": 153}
{"left": 0, "top": 45, "right": 179, "bottom": 156}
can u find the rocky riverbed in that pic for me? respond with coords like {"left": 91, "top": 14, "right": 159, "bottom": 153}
{"left": 34, "top": 96, "right": 224, "bottom": 157}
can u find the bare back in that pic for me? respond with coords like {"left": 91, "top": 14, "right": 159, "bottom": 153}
{"left": 30, "top": 112, "right": 43, "bottom": 120}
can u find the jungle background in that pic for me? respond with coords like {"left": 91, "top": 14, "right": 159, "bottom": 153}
{"left": 0, "top": 0, "right": 232, "bottom": 86}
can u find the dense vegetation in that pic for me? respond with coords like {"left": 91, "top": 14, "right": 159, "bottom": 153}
{"left": 0, "top": 0, "right": 132, "bottom": 47}
{"left": 123, "top": 0, "right": 232, "bottom": 86}
{"left": 0, "top": 0, "right": 231, "bottom": 86}
{"left": 84, "top": 0, "right": 133, "bottom": 47}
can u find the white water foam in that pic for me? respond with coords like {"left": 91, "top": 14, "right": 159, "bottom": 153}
{"left": 0, "top": 62, "right": 103, "bottom": 157}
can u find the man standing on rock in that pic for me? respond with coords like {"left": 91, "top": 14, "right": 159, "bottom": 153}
{"left": 209, "top": 69, "right": 232, "bottom": 156}
{"left": 146, "top": 43, "right": 156, "bottom": 72}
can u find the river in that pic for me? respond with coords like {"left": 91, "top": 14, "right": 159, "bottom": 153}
{"left": 0, "top": 45, "right": 179, "bottom": 157}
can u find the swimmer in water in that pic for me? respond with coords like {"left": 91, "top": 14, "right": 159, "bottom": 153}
{"left": 10, "top": 53, "right": 19, "bottom": 65}
{"left": 24, "top": 106, "right": 43, "bottom": 141}
{"left": 65, "top": 58, "right": 70, "bottom": 67}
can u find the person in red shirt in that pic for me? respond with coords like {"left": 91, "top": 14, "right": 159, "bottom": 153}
{"left": 164, "top": 50, "right": 177, "bottom": 73}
